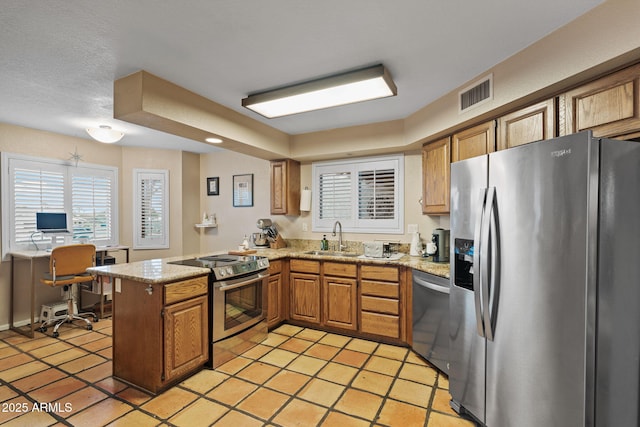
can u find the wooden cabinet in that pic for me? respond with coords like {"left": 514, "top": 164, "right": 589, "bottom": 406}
{"left": 422, "top": 137, "right": 451, "bottom": 215}
{"left": 360, "top": 265, "right": 403, "bottom": 340}
{"left": 323, "top": 262, "right": 357, "bottom": 331}
{"left": 452, "top": 120, "right": 496, "bottom": 162}
{"left": 270, "top": 159, "right": 301, "bottom": 215}
{"left": 498, "top": 99, "right": 556, "bottom": 150}
{"left": 113, "top": 275, "right": 209, "bottom": 394}
{"left": 561, "top": 63, "right": 640, "bottom": 139}
{"left": 267, "top": 260, "right": 284, "bottom": 328}
{"left": 289, "top": 259, "right": 321, "bottom": 324}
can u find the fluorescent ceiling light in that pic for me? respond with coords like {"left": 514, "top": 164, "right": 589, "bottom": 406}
{"left": 205, "top": 137, "right": 223, "bottom": 143}
{"left": 242, "top": 64, "right": 397, "bottom": 118}
{"left": 86, "top": 125, "right": 124, "bottom": 143}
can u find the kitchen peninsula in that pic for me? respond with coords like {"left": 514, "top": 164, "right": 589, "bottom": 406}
{"left": 89, "top": 248, "right": 449, "bottom": 394}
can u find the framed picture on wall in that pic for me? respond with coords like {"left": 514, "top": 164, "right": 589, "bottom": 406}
{"left": 233, "top": 174, "right": 253, "bottom": 207}
{"left": 207, "top": 177, "right": 219, "bottom": 196}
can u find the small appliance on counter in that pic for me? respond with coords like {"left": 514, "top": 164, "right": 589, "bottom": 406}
{"left": 252, "top": 218, "right": 272, "bottom": 247}
{"left": 363, "top": 240, "right": 399, "bottom": 258}
{"left": 429, "top": 228, "right": 450, "bottom": 262}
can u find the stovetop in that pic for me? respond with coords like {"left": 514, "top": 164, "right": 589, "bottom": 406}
{"left": 168, "top": 254, "right": 269, "bottom": 280}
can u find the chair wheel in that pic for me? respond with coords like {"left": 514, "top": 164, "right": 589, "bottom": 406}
{"left": 86, "top": 324, "right": 93, "bottom": 331}
{"left": 53, "top": 332, "right": 59, "bottom": 338}
{"left": 38, "top": 326, "right": 47, "bottom": 333}
{"left": 93, "top": 316, "right": 99, "bottom": 322}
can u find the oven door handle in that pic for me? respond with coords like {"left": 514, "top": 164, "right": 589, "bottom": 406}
{"left": 215, "top": 272, "right": 269, "bottom": 291}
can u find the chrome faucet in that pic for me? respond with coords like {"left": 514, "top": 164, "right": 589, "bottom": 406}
{"left": 332, "top": 221, "right": 346, "bottom": 252}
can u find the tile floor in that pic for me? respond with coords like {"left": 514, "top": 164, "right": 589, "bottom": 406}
{"left": 0, "top": 320, "right": 476, "bottom": 426}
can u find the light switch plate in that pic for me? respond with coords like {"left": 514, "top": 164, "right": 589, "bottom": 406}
{"left": 407, "top": 224, "right": 418, "bottom": 234}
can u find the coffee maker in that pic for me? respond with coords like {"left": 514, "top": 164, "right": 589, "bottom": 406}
{"left": 431, "top": 228, "right": 450, "bottom": 262}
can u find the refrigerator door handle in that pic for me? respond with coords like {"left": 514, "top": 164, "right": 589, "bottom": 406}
{"left": 473, "top": 187, "right": 488, "bottom": 337}
{"left": 483, "top": 187, "right": 497, "bottom": 341}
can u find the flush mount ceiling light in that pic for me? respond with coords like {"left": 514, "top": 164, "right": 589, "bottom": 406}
{"left": 86, "top": 125, "right": 124, "bottom": 143}
{"left": 205, "top": 137, "right": 223, "bottom": 143}
{"left": 242, "top": 64, "right": 397, "bottom": 118}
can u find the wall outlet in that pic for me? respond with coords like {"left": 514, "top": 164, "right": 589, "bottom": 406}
{"left": 302, "top": 222, "right": 308, "bottom": 232}
{"left": 407, "top": 224, "right": 418, "bottom": 234}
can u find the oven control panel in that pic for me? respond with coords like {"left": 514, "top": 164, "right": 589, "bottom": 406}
{"left": 212, "top": 256, "right": 269, "bottom": 279}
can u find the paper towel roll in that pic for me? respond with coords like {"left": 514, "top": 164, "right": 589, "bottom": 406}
{"left": 300, "top": 188, "right": 312, "bottom": 211}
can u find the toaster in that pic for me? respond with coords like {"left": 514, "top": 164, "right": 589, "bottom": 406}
{"left": 363, "top": 241, "right": 399, "bottom": 258}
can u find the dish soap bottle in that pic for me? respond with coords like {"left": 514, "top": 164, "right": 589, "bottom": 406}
{"left": 321, "top": 235, "right": 329, "bottom": 250}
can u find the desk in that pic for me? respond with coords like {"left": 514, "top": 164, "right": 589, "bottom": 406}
{"left": 9, "top": 245, "right": 129, "bottom": 338}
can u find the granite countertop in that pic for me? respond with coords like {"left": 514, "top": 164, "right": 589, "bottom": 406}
{"left": 88, "top": 247, "right": 450, "bottom": 283}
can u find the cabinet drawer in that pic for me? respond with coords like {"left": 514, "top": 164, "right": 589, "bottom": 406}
{"left": 290, "top": 259, "right": 320, "bottom": 274}
{"left": 361, "top": 280, "right": 399, "bottom": 299}
{"left": 361, "top": 296, "right": 399, "bottom": 315}
{"left": 268, "top": 260, "right": 282, "bottom": 275}
{"left": 164, "top": 276, "right": 208, "bottom": 305}
{"left": 324, "top": 262, "right": 357, "bottom": 278}
{"left": 360, "top": 265, "right": 399, "bottom": 282}
{"left": 361, "top": 312, "right": 399, "bottom": 338}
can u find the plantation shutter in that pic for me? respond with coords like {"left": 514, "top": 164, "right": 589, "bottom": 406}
{"left": 319, "top": 171, "right": 352, "bottom": 220}
{"left": 71, "top": 169, "right": 114, "bottom": 243}
{"left": 134, "top": 169, "right": 169, "bottom": 249}
{"left": 358, "top": 168, "right": 395, "bottom": 219}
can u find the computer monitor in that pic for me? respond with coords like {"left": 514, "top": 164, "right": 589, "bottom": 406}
{"left": 36, "top": 212, "right": 69, "bottom": 234}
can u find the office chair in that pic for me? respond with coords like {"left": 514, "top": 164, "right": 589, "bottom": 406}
{"left": 39, "top": 244, "right": 98, "bottom": 337}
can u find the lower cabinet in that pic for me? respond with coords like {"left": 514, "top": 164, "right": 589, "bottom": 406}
{"left": 267, "top": 260, "right": 284, "bottom": 328}
{"left": 360, "top": 265, "right": 402, "bottom": 340}
{"left": 289, "top": 259, "right": 321, "bottom": 324}
{"left": 323, "top": 262, "right": 357, "bottom": 331}
{"left": 112, "top": 275, "right": 209, "bottom": 394}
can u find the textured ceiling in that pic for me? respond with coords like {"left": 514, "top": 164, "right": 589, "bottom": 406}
{"left": 0, "top": 0, "right": 602, "bottom": 153}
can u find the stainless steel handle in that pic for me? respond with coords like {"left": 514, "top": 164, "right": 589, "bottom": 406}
{"left": 482, "top": 187, "right": 496, "bottom": 341}
{"left": 216, "top": 272, "right": 269, "bottom": 291}
{"left": 414, "top": 276, "right": 450, "bottom": 294}
{"left": 473, "top": 188, "right": 487, "bottom": 337}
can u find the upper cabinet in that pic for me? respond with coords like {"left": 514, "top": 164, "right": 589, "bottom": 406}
{"left": 270, "top": 159, "right": 300, "bottom": 215}
{"left": 422, "top": 137, "right": 450, "bottom": 215}
{"left": 452, "top": 120, "right": 496, "bottom": 162}
{"left": 497, "top": 99, "right": 556, "bottom": 150}
{"left": 561, "top": 63, "right": 640, "bottom": 139}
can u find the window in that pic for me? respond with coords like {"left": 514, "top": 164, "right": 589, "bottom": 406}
{"left": 133, "top": 169, "right": 169, "bottom": 249}
{"left": 1, "top": 153, "right": 118, "bottom": 257}
{"left": 312, "top": 154, "right": 404, "bottom": 234}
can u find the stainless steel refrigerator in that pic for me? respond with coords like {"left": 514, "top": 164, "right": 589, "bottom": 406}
{"left": 449, "top": 131, "right": 640, "bottom": 427}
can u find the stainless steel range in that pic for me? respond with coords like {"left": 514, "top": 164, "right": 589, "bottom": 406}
{"left": 169, "top": 254, "right": 269, "bottom": 368}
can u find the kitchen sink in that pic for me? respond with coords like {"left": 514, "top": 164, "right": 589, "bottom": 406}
{"left": 303, "top": 251, "right": 360, "bottom": 257}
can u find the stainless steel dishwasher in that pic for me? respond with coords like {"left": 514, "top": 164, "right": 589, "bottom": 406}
{"left": 412, "top": 269, "right": 450, "bottom": 373}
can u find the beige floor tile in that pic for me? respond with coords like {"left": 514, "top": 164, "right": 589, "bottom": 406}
{"left": 273, "top": 324, "right": 304, "bottom": 336}
{"left": 15, "top": 335, "right": 59, "bottom": 352}
{"left": 55, "top": 386, "right": 109, "bottom": 417}
{"left": 264, "top": 370, "right": 311, "bottom": 395}
{"left": 59, "top": 353, "right": 107, "bottom": 374}
{"left": 94, "top": 377, "right": 128, "bottom": 395}
{"left": 29, "top": 341, "right": 73, "bottom": 358}
{"left": 240, "top": 343, "right": 272, "bottom": 360}
{"left": 345, "top": 338, "right": 379, "bottom": 353}
{"left": 431, "top": 388, "right": 458, "bottom": 416}
{"left": 81, "top": 336, "right": 113, "bottom": 352}
{"left": 11, "top": 368, "right": 67, "bottom": 393}
{"left": 351, "top": 370, "right": 394, "bottom": 396}
{"left": 0, "top": 396, "right": 30, "bottom": 424}
{"left": 295, "top": 328, "right": 326, "bottom": 342}
{"left": 212, "top": 410, "right": 264, "bottom": 427}
{"left": 272, "top": 398, "right": 327, "bottom": 427}
{"left": 374, "top": 343, "right": 409, "bottom": 361}
{"left": 206, "top": 377, "right": 258, "bottom": 406}
{"left": 439, "top": 373, "right": 450, "bottom": 390}
{"left": 261, "top": 333, "right": 290, "bottom": 347}
{"left": 169, "top": 398, "right": 228, "bottom": 427}
{"left": 28, "top": 377, "right": 86, "bottom": 403}
{"left": 259, "top": 348, "right": 298, "bottom": 367}
{"left": 116, "top": 387, "right": 152, "bottom": 406}
{"left": 105, "top": 409, "right": 161, "bottom": 427}
{"left": 318, "top": 333, "right": 351, "bottom": 348}
{"left": 0, "top": 353, "right": 34, "bottom": 371}
{"left": 286, "top": 354, "right": 327, "bottom": 376}
{"left": 179, "top": 369, "right": 229, "bottom": 394}
{"left": 0, "top": 346, "right": 20, "bottom": 359}
{"left": 0, "top": 360, "right": 49, "bottom": 382}
{"left": 65, "top": 397, "right": 132, "bottom": 426}
{"left": 305, "top": 343, "right": 341, "bottom": 360}
{"left": 297, "top": 378, "right": 345, "bottom": 407}
{"left": 0, "top": 385, "right": 18, "bottom": 402}
{"left": 334, "top": 388, "right": 383, "bottom": 421}
{"left": 237, "top": 388, "right": 289, "bottom": 420}
{"left": 427, "top": 411, "right": 477, "bottom": 427}
{"left": 216, "top": 355, "right": 252, "bottom": 374}
{"left": 236, "top": 361, "right": 280, "bottom": 385}
{"left": 1, "top": 404, "right": 57, "bottom": 427}
{"left": 141, "top": 387, "right": 198, "bottom": 419}
{"left": 332, "top": 348, "right": 370, "bottom": 368}
{"left": 66, "top": 331, "right": 107, "bottom": 346}
{"left": 317, "top": 362, "right": 358, "bottom": 385}
{"left": 279, "top": 337, "right": 314, "bottom": 354}
{"left": 398, "top": 361, "right": 438, "bottom": 386}
{"left": 388, "top": 378, "right": 432, "bottom": 408}
{"left": 405, "top": 351, "right": 428, "bottom": 365}
{"left": 75, "top": 361, "right": 112, "bottom": 383}
{"left": 364, "top": 355, "right": 402, "bottom": 376}
{"left": 377, "top": 399, "right": 427, "bottom": 427}
{"left": 42, "top": 348, "right": 88, "bottom": 365}
{"left": 321, "top": 410, "right": 371, "bottom": 427}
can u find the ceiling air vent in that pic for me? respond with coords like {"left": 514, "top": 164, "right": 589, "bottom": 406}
{"left": 459, "top": 74, "right": 493, "bottom": 113}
